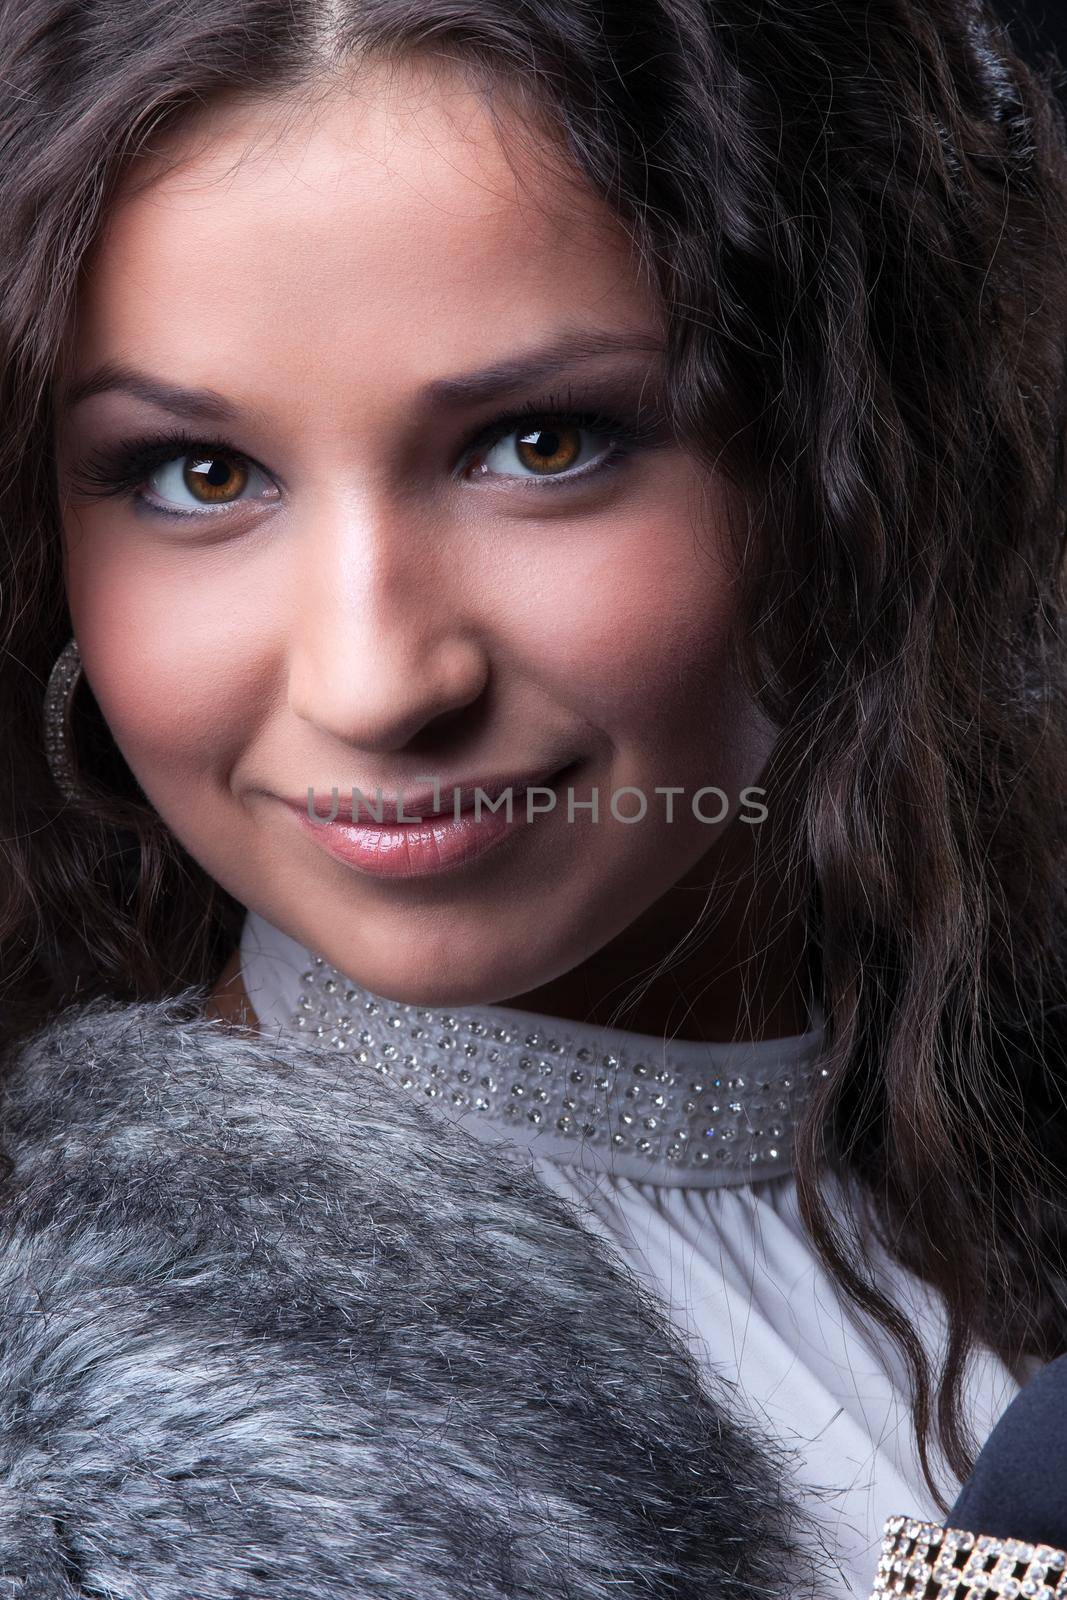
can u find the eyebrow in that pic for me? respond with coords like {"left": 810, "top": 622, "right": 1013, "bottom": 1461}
{"left": 57, "top": 325, "right": 667, "bottom": 422}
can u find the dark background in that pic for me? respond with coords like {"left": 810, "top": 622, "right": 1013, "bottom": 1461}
{"left": 996, "top": 0, "right": 1067, "bottom": 106}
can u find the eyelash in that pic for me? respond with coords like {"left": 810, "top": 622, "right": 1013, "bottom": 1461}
{"left": 68, "top": 387, "right": 659, "bottom": 520}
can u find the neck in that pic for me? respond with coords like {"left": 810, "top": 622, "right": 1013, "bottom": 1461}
{"left": 501, "top": 808, "right": 815, "bottom": 1044}
{"left": 205, "top": 945, "right": 259, "bottom": 1033}
{"left": 501, "top": 883, "right": 812, "bottom": 1043}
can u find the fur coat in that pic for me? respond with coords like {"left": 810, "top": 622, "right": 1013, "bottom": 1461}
{"left": 0, "top": 994, "right": 820, "bottom": 1600}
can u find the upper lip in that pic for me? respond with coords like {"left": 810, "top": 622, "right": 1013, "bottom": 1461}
{"left": 281, "top": 761, "right": 574, "bottom": 824}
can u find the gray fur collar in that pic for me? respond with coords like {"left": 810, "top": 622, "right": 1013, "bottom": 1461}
{"left": 0, "top": 995, "right": 819, "bottom": 1599}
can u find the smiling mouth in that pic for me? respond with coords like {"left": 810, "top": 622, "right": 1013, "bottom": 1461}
{"left": 284, "top": 761, "right": 580, "bottom": 881}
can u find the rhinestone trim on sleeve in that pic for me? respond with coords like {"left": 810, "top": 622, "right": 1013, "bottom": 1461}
{"left": 870, "top": 1519, "right": 1067, "bottom": 1600}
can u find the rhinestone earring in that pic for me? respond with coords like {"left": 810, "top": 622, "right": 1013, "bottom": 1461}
{"left": 42, "top": 635, "right": 89, "bottom": 802}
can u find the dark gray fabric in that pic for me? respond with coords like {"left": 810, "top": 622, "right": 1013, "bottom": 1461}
{"left": 949, "top": 1352, "right": 1067, "bottom": 1545}
{"left": 0, "top": 995, "right": 821, "bottom": 1600}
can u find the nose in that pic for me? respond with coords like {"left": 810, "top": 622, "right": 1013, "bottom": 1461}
{"left": 285, "top": 494, "right": 490, "bottom": 753}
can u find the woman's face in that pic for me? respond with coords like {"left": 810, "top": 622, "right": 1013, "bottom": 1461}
{"left": 54, "top": 58, "right": 780, "bottom": 1011}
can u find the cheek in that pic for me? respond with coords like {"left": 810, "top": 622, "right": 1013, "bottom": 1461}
{"left": 63, "top": 522, "right": 267, "bottom": 794}
{"left": 495, "top": 508, "right": 739, "bottom": 736}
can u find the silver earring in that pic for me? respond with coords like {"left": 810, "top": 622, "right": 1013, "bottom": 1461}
{"left": 43, "top": 636, "right": 89, "bottom": 802}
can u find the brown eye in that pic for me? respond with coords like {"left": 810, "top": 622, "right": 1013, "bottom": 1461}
{"left": 470, "top": 416, "right": 615, "bottom": 481}
{"left": 183, "top": 453, "right": 249, "bottom": 503}
{"left": 514, "top": 424, "right": 583, "bottom": 476}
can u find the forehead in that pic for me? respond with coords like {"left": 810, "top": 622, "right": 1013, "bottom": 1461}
{"left": 70, "top": 59, "right": 660, "bottom": 402}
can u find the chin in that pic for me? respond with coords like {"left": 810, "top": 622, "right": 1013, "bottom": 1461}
{"left": 349, "top": 958, "right": 536, "bottom": 1011}
{"left": 317, "top": 933, "right": 559, "bottom": 1011}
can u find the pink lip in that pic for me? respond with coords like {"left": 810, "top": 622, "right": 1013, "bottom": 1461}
{"left": 282, "top": 764, "right": 574, "bottom": 880}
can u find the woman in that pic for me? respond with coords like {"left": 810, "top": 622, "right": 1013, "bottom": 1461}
{"left": 1, "top": 0, "right": 1065, "bottom": 1594}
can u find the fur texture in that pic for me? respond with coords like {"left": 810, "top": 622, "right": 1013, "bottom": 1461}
{"left": 0, "top": 995, "right": 819, "bottom": 1599}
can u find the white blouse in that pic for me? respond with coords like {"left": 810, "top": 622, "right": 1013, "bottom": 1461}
{"left": 237, "top": 907, "right": 1026, "bottom": 1599}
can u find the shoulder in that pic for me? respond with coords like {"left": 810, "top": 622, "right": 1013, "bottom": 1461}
{"left": 0, "top": 994, "right": 816, "bottom": 1599}
{"left": 0, "top": 991, "right": 581, "bottom": 1264}
{"left": 0, "top": 987, "right": 725, "bottom": 1396}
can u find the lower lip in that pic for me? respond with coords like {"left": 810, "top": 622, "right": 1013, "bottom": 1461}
{"left": 287, "top": 773, "right": 570, "bottom": 881}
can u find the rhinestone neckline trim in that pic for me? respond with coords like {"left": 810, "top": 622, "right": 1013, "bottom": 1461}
{"left": 256, "top": 929, "right": 828, "bottom": 1188}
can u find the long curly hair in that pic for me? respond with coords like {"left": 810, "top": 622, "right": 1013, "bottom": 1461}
{"left": 1, "top": 0, "right": 1065, "bottom": 1507}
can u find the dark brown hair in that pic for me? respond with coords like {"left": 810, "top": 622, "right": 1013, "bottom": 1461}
{"left": 1, "top": 0, "right": 1065, "bottom": 1508}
